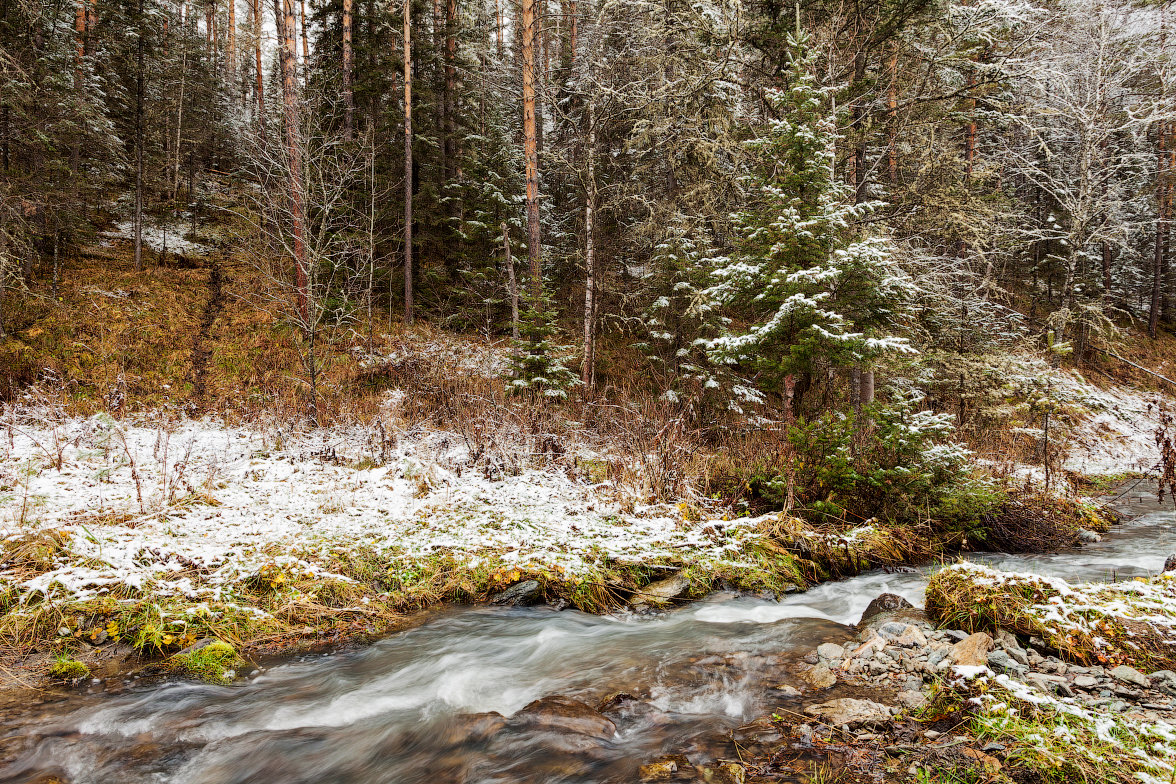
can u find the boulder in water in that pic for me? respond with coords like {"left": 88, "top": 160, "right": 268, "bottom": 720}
{"left": 638, "top": 754, "right": 690, "bottom": 782}
{"left": 511, "top": 695, "right": 617, "bottom": 740}
{"left": 859, "top": 593, "right": 913, "bottom": 624}
{"left": 631, "top": 571, "right": 691, "bottom": 610}
{"left": 492, "top": 580, "right": 543, "bottom": 607}
{"left": 1164, "top": 554, "right": 1176, "bottom": 573}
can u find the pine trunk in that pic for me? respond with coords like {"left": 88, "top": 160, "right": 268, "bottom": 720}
{"left": 279, "top": 0, "right": 309, "bottom": 323}
{"left": 521, "top": 0, "right": 541, "bottom": 302}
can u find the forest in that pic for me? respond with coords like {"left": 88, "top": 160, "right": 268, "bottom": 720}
{"left": 1, "top": 0, "right": 1176, "bottom": 781}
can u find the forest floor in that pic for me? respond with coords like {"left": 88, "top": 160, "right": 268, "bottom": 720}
{"left": 0, "top": 226, "right": 1175, "bottom": 699}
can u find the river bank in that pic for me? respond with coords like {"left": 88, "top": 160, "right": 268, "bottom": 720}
{"left": 0, "top": 487, "right": 1168, "bottom": 783}
{"left": 0, "top": 405, "right": 1129, "bottom": 692}
{"left": 635, "top": 495, "right": 1176, "bottom": 784}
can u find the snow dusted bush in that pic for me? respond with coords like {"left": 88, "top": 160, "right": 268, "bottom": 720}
{"left": 779, "top": 395, "right": 993, "bottom": 525}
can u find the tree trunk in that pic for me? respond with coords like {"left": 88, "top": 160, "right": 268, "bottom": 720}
{"left": 444, "top": 0, "right": 456, "bottom": 180}
{"left": 278, "top": 0, "right": 309, "bottom": 323}
{"left": 887, "top": 45, "right": 897, "bottom": 187}
{"left": 134, "top": 0, "right": 145, "bottom": 272}
{"left": 860, "top": 370, "right": 874, "bottom": 407}
{"left": 495, "top": 0, "right": 503, "bottom": 57}
{"left": 253, "top": 0, "right": 267, "bottom": 141}
{"left": 965, "top": 65, "right": 976, "bottom": 178}
{"left": 1151, "top": 122, "right": 1167, "bottom": 338}
{"left": 72, "top": 0, "right": 85, "bottom": 173}
{"left": 503, "top": 222, "right": 518, "bottom": 339}
{"left": 403, "top": 0, "right": 414, "bottom": 325}
{"left": 851, "top": 47, "right": 867, "bottom": 204}
{"left": 300, "top": 0, "right": 309, "bottom": 63}
{"left": 342, "top": 0, "right": 354, "bottom": 139}
{"left": 581, "top": 99, "right": 597, "bottom": 390}
{"left": 227, "top": 0, "right": 236, "bottom": 80}
{"left": 521, "top": 0, "right": 541, "bottom": 302}
{"left": 568, "top": 0, "right": 576, "bottom": 63}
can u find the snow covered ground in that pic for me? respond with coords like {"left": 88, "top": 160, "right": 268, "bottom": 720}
{"left": 0, "top": 412, "right": 756, "bottom": 607}
{"left": 104, "top": 220, "right": 212, "bottom": 256}
{"left": 981, "top": 360, "right": 1172, "bottom": 481}
{"left": 1054, "top": 372, "right": 1170, "bottom": 475}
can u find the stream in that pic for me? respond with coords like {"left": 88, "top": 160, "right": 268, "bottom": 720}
{"left": 1, "top": 497, "right": 1172, "bottom": 784}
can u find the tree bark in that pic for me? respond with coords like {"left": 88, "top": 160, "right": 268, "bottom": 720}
{"left": 503, "top": 222, "right": 518, "bottom": 339}
{"left": 300, "top": 0, "right": 309, "bottom": 62}
{"left": 887, "top": 45, "right": 897, "bottom": 187}
{"left": 72, "top": 0, "right": 85, "bottom": 170}
{"left": 444, "top": 0, "right": 456, "bottom": 179}
{"left": 403, "top": 0, "right": 414, "bottom": 325}
{"left": 227, "top": 0, "right": 236, "bottom": 80}
{"left": 253, "top": 0, "right": 267, "bottom": 142}
{"left": 342, "top": 0, "right": 354, "bottom": 138}
{"left": 495, "top": 0, "right": 503, "bottom": 58}
{"left": 851, "top": 47, "right": 867, "bottom": 204}
{"left": 521, "top": 0, "right": 541, "bottom": 302}
{"left": 1151, "top": 122, "right": 1168, "bottom": 338}
{"left": 134, "top": 0, "right": 145, "bottom": 272}
{"left": 581, "top": 99, "right": 596, "bottom": 389}
{"left": 278, "top": 0, "right": 309, "bottom": 323}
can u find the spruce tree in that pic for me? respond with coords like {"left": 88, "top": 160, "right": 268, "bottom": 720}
{"left": 705, "top": 29, "right": 914, "bottom": 405}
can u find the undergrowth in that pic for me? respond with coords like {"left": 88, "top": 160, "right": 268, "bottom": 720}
{"left": 925, "top": 676, "right": 1176, "bottom": 784}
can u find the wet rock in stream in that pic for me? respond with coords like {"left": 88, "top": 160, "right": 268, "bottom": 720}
{"left": 508, "top": 695, "right": 617, "bottom": 740}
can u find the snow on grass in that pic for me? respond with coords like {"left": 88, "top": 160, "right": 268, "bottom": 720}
{"left": 977, "top": 356, "right": 1172, "bottom": 482}
{"left": 351, "top": 331, "right": 511, "bottom": 379}
{"left": 927, "top": 561, "right": 1176, "bottom": 670}
{"left": 0, "top": 411, "right": 763, "bottom": 609}
{"left": 963, "top": 669, "right": 1176, "bottom": 783}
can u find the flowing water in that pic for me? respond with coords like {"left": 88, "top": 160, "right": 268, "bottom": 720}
{"left": 1, "top": 499, "right": 1172, "bottom": 784}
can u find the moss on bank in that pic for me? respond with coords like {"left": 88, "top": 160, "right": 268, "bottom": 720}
{"left": 48, "top": 654, "right": 90, "bottom": 681}
{"left": 167, "top": 640, "right": 244, "bottom": 684}
{"left": 915, "top": 675, "right": 1176, "bottom": 784}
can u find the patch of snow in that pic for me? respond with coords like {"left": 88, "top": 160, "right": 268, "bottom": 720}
{"left": 0, "top": 411, "right": 763, "bottom": 607}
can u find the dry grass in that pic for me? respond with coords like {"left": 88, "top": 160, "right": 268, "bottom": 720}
{"left": 926, "top": 564, "right": 1176, "bottom": 670}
